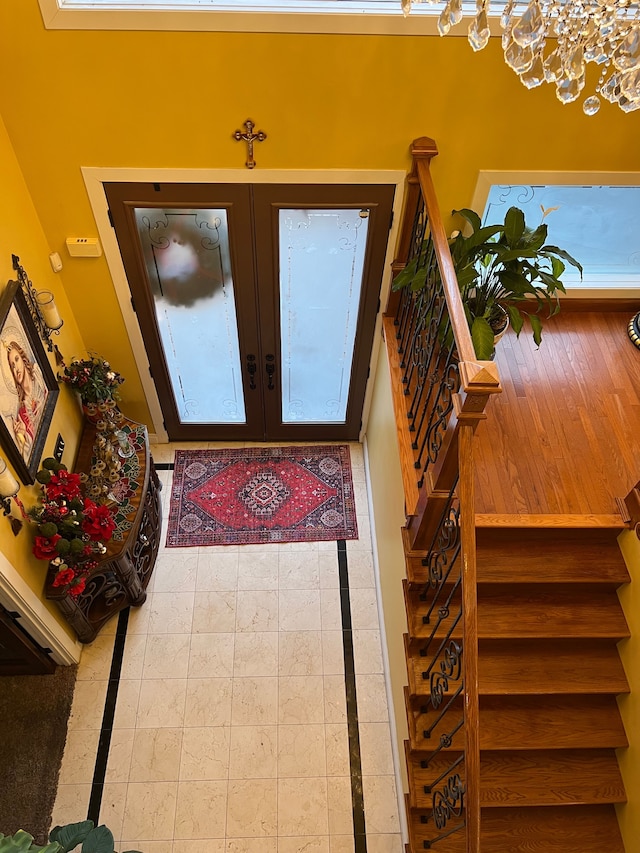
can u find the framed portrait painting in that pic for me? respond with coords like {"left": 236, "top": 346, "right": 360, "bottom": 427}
{"left": 0, "top": 280, "right": 59, "bottom": 484}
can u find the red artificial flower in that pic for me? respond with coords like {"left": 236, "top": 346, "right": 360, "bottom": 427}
{"left": 52, "top": 567, "right": 75, "bottom": 587}
{"left": 45, "top": 470, "right": 83, "bottom": 501}
{"left": 81, "top": 500, "right": 116, "bottom": 541}
{"left": 69, "top": 578, "right": 86, "bottom": 596}
{"left": 33, "top": 534, "right": 62, "bottom": 561}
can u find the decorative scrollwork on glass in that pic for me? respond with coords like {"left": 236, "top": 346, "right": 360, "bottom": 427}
{"left": 432, "top": 774, "right": 465, "bottom": 830}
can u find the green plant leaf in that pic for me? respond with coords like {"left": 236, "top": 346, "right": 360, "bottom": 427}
{"left": 452, "top": 208, "right": 482, "bottom": 232}
{"left": 79, "top": 827, "right": 114, "bottom": 853}
{"left": 0, "top": 831, "right": 62, "bottom": 853}
{"left": 543, "top": 246, "right": 584, "bottom": 276}
{"left": 50, "top": 822, "right": 94, "bottom": 853}
{"left": 550, "top": 256, "right": 565, "bottom": 280}
{"left": 529, "top": 312, "right": 543, "bottom": 347}
{"left": 471, "top": 317, "right": 495, "bottom": 360}
{"left": 523, "top": 223, "right": 547, "bottom": 251}
{"left": 504, "top": 207, "right": 525, "bottom": 247}
{"left": 506, "top": 304, "right": 524, "bottom": 337}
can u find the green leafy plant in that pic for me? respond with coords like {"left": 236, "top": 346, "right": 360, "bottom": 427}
{"left": 393, "top": 205, "right": 583, "bottom": 360}
{"left": 0, "top": 822, "right": 140, "bottom": 853}
{"left": 59, "top": 355, "right": 124, "bottom": 405}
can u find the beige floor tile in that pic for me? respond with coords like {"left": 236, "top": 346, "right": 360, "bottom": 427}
{"left": 67, "top": 679, "right": 109, "bottom": 731}
{"left": 361, "top": 776, "right": 401, "bottom": 834}
{"left": 153, "top": 551, "right": 198, "bottom": 593}
{"left": 359, "top": 722, "right": 395, "bottom": 776}
{"left": 106, "top": 728, "right": 135, "bottom": 783}
{"left": 278, "top": 590, "right": 322, "bottom": 632}
{"left": 235, "top": 589, "right": 279, "bottom": 632}
{"left": 184, "top": 678, "right": 233, "bottom": 727}
{"left": 143, "top": 634, "right": 191, "bottom": 679}
{"left": 231, "top": 676, "right": 278, "bottom": 726}
{"left": 234, "top": 632, "right": 278, "bottom": 677}
{"left": 113, "top": 679, "right": 142, "bottom": 729}
{"left": 278, "top": 631, "right": 323, "bottom": 677}
{"left": 229, "top": 725, "right": 278, "bottom": 779}
{"left": 226, "top": 779, "right": 278, "bottom": 837}
{"left": 129, "top": 727, "right": 183, "bottom": 782}
{"left": 148, "top": 592, "right": 195, "bottom": 634}
{"left": 348, "top": 588, "right": 379, "bottom": 630}
{"left": 354, "top": 674, "right": 389, "bottom": 722}
{"left": 196, "top": 552, "right": 240, "bottom": 591}
{"left": 174, "top": 780, "right": 227, "bottom": 839}
{"left": 366, "top": 835, "right": 404, "bottom": 853}
{"left": 277, "top": 777, "right": 329, "bottom": 837}
{"left": 327, "top": 777, "right": 354, "bottom": 836}
{"left": 76, "top": 633, "right": 116, "bottom": 681}
{"left": 97, "top": 782, "right": 128, "bottom": 842}
{"left": 188, "top": 633, "right": 235, "bottom": 678}
{"left": 137, "top": 679, "right": 187, "bottom": 728}
{"left": 278, "top": 551, "right": 320, "bottom": 589}
{"left": 325, "top": 724, "right": 350, "bottom": 776}
{"left": 58, "top": 728, "right": 101, "bottom": 784}
{"left": 322, "top": 675, "right": 347, "bottom": 724}
{"left": 278, "top": 676, "right": 325, "bottom": 725}
{"left": 50, "top": 784, "right": 92, "bottom": 829}
{"left": 237, "top": 551, "right": 279, "bottom": 590}
{"left": 277, "top": 724, "right": 326, "bottom": 778}
{"left": 278, "top": 837, "right": 329, "bottom": 853}
{"left": 192, "top": 590, "right": 237, "bottom": 634}
{"left": 122, "top": 781, "right": 178, "bottom": 841}
{"left": 226, "top": 839, "right": 276, "bottom": 853}
{"left": 179, "top": 727, "right": 231, "bottom": 780}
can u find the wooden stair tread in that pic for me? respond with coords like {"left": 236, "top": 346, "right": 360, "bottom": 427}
{"left": 404, "top": 582, "right": 629, "bottom": 640}
{"left": 405, "top": 526, "right": 630, "bottom": 586}
{"left": 405, "top": 637, "right": 629, "bottom": 697}
{"left": 407, "top": 802, "right": 625, "bottom": 852}
{"left": 405, "top": 690, "right": 628, "bottom": 751}
{"left": 406, "top": 747, "right": 626, "bottom": 808}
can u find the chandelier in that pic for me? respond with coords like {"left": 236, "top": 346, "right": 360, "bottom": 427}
{"left": 402, "top": 0, "right": 640, "bottom": 114}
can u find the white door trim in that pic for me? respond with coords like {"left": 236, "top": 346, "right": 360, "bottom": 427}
{"left": 0, "top": 551, "right": 82, "bottom": 665}
{"left": 82, "top": 167, "right": 405, "bottom": 442}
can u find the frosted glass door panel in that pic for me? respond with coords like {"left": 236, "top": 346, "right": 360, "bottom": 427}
{"left": 135, "top": 208, "right": 246, "bottom": 424}
{"left": 279, "top": 209, "right": 368, "bottom": 423}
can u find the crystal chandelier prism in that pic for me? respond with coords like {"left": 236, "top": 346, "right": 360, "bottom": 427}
{"left": 402, "top": 0, "right": 640, "bottom": 114}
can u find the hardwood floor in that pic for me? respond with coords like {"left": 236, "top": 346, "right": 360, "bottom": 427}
{"left": 474, "top": 309, "right": 640, "bottom": 515}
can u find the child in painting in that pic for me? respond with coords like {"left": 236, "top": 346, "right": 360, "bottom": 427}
{"left": 6, "top": 340, "right": 48, "bottom": 462}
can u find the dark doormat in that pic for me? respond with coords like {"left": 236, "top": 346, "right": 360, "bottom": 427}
{"left": 0, "top": 664, "right": 77, "bottom": 843}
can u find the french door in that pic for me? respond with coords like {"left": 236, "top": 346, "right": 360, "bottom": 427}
{"left": 104, "top": 182, "right": 395, "bottom": 441}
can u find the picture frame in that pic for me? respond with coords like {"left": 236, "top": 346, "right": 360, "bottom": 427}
{"left": 0, "top": 280, "right": 59, "bottom": 484}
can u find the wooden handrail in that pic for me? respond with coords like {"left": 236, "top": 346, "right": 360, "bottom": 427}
{"left": 384, "top": 137, "right": 499, "bottom": 853}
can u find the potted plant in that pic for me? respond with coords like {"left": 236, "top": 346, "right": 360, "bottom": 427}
{"left": 0, "top": 820, "right": 141, "bottom": 852}
{"left": 59, "top": 355, "right": 124, "bottom": 421}
{"left": 393, "top": 205, "right": 583, "bottom": 360}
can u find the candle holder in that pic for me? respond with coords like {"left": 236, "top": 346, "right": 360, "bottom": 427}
{"left": 11, "top": 255, "right": 65, "bottom": 365}
{"left": 0, "top": 458, "right": 22, "bottom": 536}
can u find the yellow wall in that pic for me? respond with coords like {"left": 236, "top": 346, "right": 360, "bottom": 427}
{"left": 1, "top": 0, "right": 640, "bottom": 829}
{"left": 0, "top": 111, "right": 86, "bottom": 635}
{"left": 365, "top": 342, "right": 409, "bottom": 790}
{"left": 617, "top": 529, "right": 640, "bottom": 851}
{"left": 0, "top": 0, "right": 639, "bottom": 431}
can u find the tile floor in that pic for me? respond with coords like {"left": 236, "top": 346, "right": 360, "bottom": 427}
{"left": 51, "top": 441, "right": 403, "bottom": 853}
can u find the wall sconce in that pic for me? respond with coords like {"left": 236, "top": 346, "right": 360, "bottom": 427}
{"left": 36, "top": 291, "right": 64, "bottom": 332}
{"left": 0, "top": 459, "right": 22, "bottom": 536}
{"left": 11, "top": 255, "right": 65, "bottom": 365}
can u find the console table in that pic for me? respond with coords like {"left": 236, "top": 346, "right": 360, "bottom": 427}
{"left": 44, "top": 416, "right": 162, "bottom": 643}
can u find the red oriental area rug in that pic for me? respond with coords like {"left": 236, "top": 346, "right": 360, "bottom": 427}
{"left": 166, "top": 445, "right": 358, "bottom": 546}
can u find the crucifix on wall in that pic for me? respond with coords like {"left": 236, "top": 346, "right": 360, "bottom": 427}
{"left": 233, "top": 119, "right": 267, "bottom": 170}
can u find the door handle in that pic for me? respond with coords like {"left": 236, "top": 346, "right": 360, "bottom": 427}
{"left": 265, "top": 354, "right": 276, "bottom": 390}
{"left": 246, "top": 354, "right": 257, "bottom": 390}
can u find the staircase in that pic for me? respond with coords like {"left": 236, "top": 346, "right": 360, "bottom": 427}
{"left": 402, "top": 517, "right": 630, "bottom": 852}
